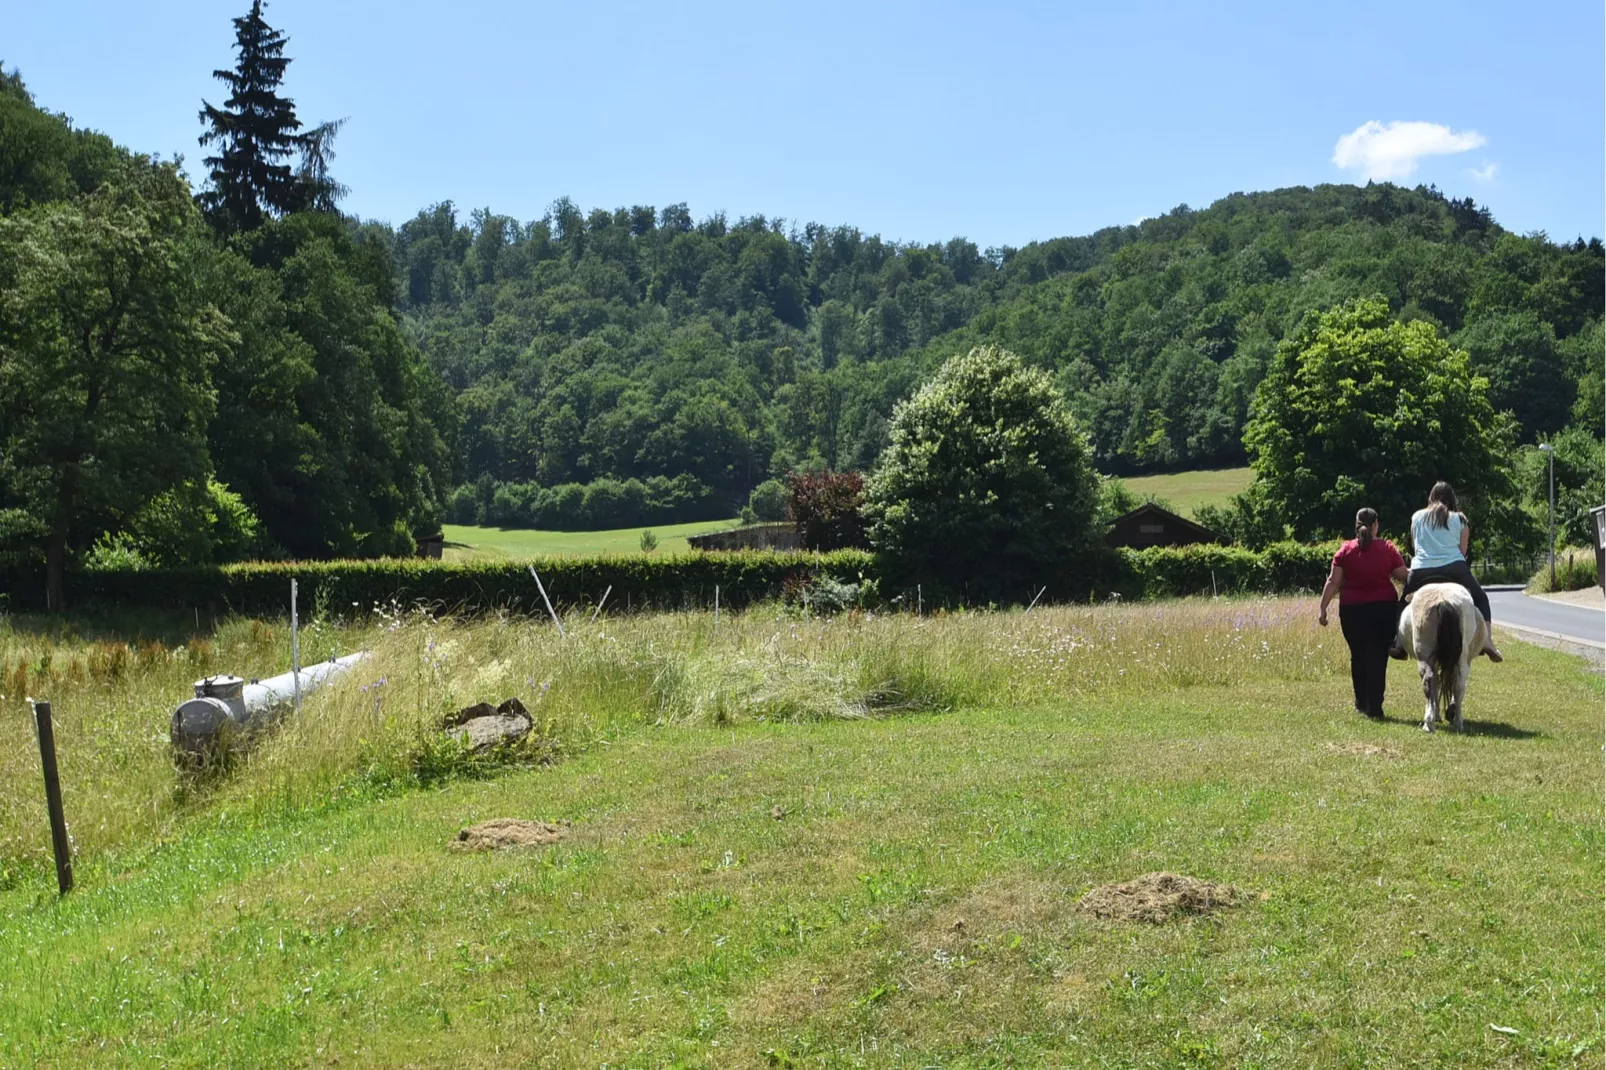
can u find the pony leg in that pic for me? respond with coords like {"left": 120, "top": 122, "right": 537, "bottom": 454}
{"left": 1420, "top": 662, "right": 1437, "bottom": 733}
{"left": 1451, "top": 674, "right": 1467, "bottom": 732}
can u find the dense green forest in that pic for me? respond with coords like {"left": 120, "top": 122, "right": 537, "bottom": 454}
{"left": 0, "top": 5, "right": 451, "bottom": 606}
{"left": 384, "top": 182, "right": 1601, "bottom": 530}
{"left": 1, "top": 0, "right": 1601, "bottom": 591}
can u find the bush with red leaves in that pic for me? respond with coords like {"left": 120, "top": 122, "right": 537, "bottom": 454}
{"left": 788, "top": 470, "right": 869, "bottom": 551}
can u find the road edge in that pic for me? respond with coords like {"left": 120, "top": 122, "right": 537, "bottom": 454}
{"left": 1493, "top": 621, "right": 1605, "bottom": 668}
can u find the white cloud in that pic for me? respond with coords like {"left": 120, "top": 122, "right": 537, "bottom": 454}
{"left": 1332, "top": 120, "right": 1487, "bottom": 181}
{"left": 1469, "top": 162, "right": 1499, "bottom": 182}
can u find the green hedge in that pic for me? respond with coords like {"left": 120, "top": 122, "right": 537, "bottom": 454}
{"left": 0, "top": 541, "right": 1340, "bottom": 616}
{"left": 1112, "top": 541, "right": 1339, "bottom": 600}
{"left": 0, "top": 551, "right": 878, "bottom": 616}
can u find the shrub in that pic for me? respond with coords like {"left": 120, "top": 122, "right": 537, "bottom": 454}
{"left": 1096, "top": 476, "right": 1140, "bottom": 526}
{"left": 100, "top": 478, "right": 273, "bottom": 567}
{"left": 1193, "top": 483, "right": 1289, "bottom": 550}
{"left": 748, "top": 478, "right": 791, "bottom": 522}
{"left": 445, "top": 483, "right": 479, "bottom": 525}
{"left": 1526, "top": 548, "right": 1600, "bottom": 593}
{"left": 866, "top": 345, "right": 1100, "bottom": 602}
{"left": 789, "top": 470, "right": 868, "bottom": 550}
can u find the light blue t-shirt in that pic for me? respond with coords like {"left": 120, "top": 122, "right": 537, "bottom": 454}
{"left": 1410, "top": 508, "right": 1465, "bottom": 569}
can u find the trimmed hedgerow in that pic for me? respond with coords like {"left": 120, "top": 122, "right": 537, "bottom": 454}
{"left": 0, "top": 552, "right": 877, "bottom": 616}
{"left": 1113, "top": 541, "right": 1339, "bottom": 601}
{"left": 0, "top": 541, "right": 1339, "bottom": 616}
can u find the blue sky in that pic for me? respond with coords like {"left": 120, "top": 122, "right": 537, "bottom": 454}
{"left": 8, "top": 1, "right": 1602, "bottom": 247}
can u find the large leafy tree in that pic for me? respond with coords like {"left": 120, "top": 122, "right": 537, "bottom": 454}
{"left": 217, "top": 213, "right": 455, "bottom": 557}
{"left": 0, "top": 68, "right": 121, "bottom": 212}
{"left": 865, "top": 345, "right": 1100, "bottom": 601}
{"left": 1243, "top": 296, "right": 1517, "bottom": 542}
{"left": 1453, "top": 311, "right": 1573, "bottom": 441}
{"left": 0, "top": 163, "right": 230, "bottom": 607}
{"left": 1516, "top": 427, "right": 1605, "bottom": 548}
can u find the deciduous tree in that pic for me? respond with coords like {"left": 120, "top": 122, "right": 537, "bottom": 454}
{"left": 865, "top": 345, "right": 1100, "bottom": 600}
{"left": 1243, "top": 296, "right": 1516, "bottom": 542}
{"left": 0, "top": 163, "right": 230, "bottom": 607}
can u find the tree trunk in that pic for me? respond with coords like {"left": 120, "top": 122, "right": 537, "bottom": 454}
{"left": 45, "top": 530, "right": 66, "bottom": 613}
{"left": 46, "top": 469, "right": 77, "bottom": 613}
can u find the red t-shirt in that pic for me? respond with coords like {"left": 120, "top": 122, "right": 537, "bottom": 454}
{"left": 1332, "top": 538, "right": 1404, "bottom": 604}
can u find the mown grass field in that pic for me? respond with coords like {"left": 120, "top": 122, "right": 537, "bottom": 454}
{"left": 0, "top": 602, "right": 1599, "bottom": 1067}
{"left": 439, "top": 466, "right": 1252, "bottom": 560}
{"left": 1122, "top": 467, "right": 1253, "bottom": 518}
{"left": 442, "top": 518, "right": 740, "bottom": 560}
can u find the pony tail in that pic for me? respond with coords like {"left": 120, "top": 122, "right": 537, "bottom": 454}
{"left": 1355, "top": 507, "right": 1377, "bottom": 548}
{"left": 1427, "top": 482, "right": 1457, "bottom": 529}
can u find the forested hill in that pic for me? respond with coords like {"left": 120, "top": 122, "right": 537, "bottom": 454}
{"left": 3, "top": 50, "right": 1602, "bottom": 571}
{"left": 374, "top": 185, "right": 1602, "bottom": 507}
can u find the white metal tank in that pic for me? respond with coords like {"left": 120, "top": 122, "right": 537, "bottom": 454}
{"left": 171, "top": 653, "right": 368, "bottom": 756}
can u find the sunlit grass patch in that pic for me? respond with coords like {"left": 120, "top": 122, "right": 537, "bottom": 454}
{"left": 0, "top": 599, "right": 1599, "bottom": 1066}
{"left": 1, "top": 597, "right": 1348, "bottom": 870}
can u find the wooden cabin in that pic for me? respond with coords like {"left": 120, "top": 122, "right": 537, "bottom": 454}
{"left": 416, "top": 531, "right": 445, "bottom": 559}
{"left": 1106, "top": 503, "right": 1223, "bottom": 549}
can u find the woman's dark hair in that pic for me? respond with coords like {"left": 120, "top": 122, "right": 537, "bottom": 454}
{"left": 1427, "top": 481, "right": 1458, "bottom": 529}
{"left": 1355, "top": 507, "right": 1378, "bottom": 548}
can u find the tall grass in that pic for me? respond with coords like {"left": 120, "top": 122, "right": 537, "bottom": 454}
{"left": 1525, "top": 546, "right": 1600, "bottom": 593}
{"left": 0, "top": 598, "right": 1345, "bottom": 874}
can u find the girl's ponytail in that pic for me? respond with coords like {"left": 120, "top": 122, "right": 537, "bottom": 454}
{"left": 1355, "top": 507, "right": 1378, "bottom": 548}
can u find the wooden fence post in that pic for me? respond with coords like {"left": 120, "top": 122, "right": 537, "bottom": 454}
{"left": 31, "top": 700, "right": 73, "bottom": 895}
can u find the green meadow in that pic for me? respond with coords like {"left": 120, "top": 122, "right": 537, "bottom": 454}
{"left": 1121, "top": 467, "right": 1254, "bottom": 518}
{"left": 441, "top": 518, "right": 741, "bottom": 560}
{"left": 0, "top": 601, "right": 1599, "bottom": 1067}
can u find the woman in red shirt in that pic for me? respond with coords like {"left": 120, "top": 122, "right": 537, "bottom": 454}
{"left": 1318, "top": 507, "right": 1409, "bottom": 720}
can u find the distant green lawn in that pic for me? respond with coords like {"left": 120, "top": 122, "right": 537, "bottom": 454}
{"left": 442, "top": 517, "right": 741, "bottom": 559}
{"left": 1121, "top": 466, "right": 1252, "bottom": 517}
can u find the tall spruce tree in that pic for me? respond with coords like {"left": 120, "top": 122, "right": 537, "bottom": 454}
{"left": 197, "top": 1, "right": 305, "bottom": 233}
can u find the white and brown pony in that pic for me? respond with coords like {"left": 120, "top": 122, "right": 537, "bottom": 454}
{"left": 1397, "top": 583, "right": 1483, "bottom": 733}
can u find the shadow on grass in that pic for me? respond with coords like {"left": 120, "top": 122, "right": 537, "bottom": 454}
{"left": 1378, "top": 713, "right": 1542, "bottom": 740}
{"left": 1456, "top": 719, "right": 1543, "bottom": 740}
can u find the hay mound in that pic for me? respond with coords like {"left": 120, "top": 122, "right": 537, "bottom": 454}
{"left": 1325, "top": 742, "right": 1400, "bottom": 757}
{"left": 1077, "top": 872, "right": 1242, "bottom": 924}
{"left": 451, "top": 818, "right": 567, "bottom": 852}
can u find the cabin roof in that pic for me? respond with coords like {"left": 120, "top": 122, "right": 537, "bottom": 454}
{"left": 1106, "top": 502, "right": 1222, "bottom": 543}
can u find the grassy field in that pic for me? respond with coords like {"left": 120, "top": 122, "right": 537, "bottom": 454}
{"left": 1121, "top": 467, "right": 1253, "bottom": 517}
{"left": 442, "top": 518, "right": 741, "bottom": 560}
{"left": 0, "top": 602, "right": 1599, "bottom": 1066}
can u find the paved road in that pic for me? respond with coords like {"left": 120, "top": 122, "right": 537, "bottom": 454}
{"left": 1488, "top": 589, "right": 1604, "bottom": 647}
